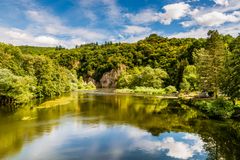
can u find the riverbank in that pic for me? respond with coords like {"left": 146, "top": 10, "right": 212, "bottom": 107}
{"left": 114, "top": 86, "right": 177, "bottom": 95}
{"left": 114, "top": 88, "right": 240, "bottom": 120}
{"left": 180, "top": 98, "right": 240, "bottom": 120}
{"left": 1, "top": 89, "right": 239, "bottom": 121}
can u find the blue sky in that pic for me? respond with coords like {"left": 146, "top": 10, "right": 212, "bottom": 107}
{"left": 0, "top": 0, "right": 239, "bottom": 47}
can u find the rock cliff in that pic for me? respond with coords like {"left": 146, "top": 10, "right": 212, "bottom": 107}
{"left": 100, "top": 65, "right": 126, "bottom": 88}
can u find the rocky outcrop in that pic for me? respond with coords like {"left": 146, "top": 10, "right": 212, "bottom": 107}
{"left": 100, "top": 65, "right": 126, "bottom": 88}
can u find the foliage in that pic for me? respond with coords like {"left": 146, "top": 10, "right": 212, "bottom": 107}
{"left": 0, "top": 68, "right": 36, "bottom": 103}
{"left": 165, "top": 85, "right": 177, "bottom": 94}
{"left": 0, "top": 30, "right": 239, "bottom": 106}
{"left": 22, "top": 54, "right": 78, "bottom": 97}
{"left": 0, "top": 43, "right": 78, "bottom": 103}
{"left": 194, "top": 30, "right": 226, "bottom": 97}
{"left": 193, "top": 98, "right": 236, "bottom": 119}
{"left": 220, "top": 35, "right": 240, "bottom": 103}
{"left": 117, "top": 66, "right": 168, "bottom": 89}
{"left": 115, "top": 86, "right": 176, "bottom": 95}
{"left": 133, "top": 87, "right": 166, "bottom": 95}
{"left": 180, "top": 65, "right": 198, "bottom": 92}
{"left": 78, "top": 77, "right": 96, "bottom": 90}
{"left": 114, "top": 88, "right": 133, "bottom": 93}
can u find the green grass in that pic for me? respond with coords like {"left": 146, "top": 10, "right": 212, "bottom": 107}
{"left": 115, "top": 86, "right": 177, "bottom": 95}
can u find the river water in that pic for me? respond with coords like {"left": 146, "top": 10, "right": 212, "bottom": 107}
{"left": 0, "top": 91, "right": 239, "bottom": 160}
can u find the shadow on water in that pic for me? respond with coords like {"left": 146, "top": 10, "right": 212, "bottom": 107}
{"left": 0, "top": 91, "right": 240, "bottom": 160}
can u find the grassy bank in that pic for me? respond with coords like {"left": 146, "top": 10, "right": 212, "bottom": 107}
{"left": 115, "top": 88, "right": 240, "bottom": 120}
{"left": 115, "top": 86, "right": 177, "bottom": 95}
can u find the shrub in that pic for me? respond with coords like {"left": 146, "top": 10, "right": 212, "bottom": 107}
{"left": 0, "top": 68, "right": 36, "bottom": 103}
{"left": 117, "top": 66, "right": 168, "bottom": 89}
{"left": 78, "top": 76, "right": 96, "bottom": 90}
{"left": 165, "top": 86, "right": 177, "bottom": 94}
{"left": 194, "top": 98, "right": 236, "bottom": 119}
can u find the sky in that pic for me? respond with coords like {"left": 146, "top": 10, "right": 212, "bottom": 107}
{"left": 0, "top": 0, "right": 239, "bottom": 48}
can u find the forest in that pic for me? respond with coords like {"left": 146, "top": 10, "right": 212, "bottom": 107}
{"left": 0, "top": 30, "right": 239, "bottom": 110}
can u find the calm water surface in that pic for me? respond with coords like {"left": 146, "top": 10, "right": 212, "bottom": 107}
{"left": 0, "top": 91, "right": 240, "bottom": 160}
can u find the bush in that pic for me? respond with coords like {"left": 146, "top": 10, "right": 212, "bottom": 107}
{"left": 117, "top": 66, "right": 168, "bottom": 89}
{"left": 0, "top": 44, "right": 79, "bottom": 103}
{"left": 78, "top": 77, "right": 96, "bottom": 90}
{"left": 165, "top": 86, "right": 177, "bottom": 94}
{"left": 114, "top": 88, "right": 133, "bottom": 93}
{"left": 115, "top": 86, "right": 177, "bottom": 95}
{"left": 194, "top": 98, "right": 236, "bottom": 119}
{"left": 0, "top": 68, "right": 36, "bottom": 103}
{"left": 180, "top": 65, "right": 198, "bottom": 92}
{"left": 134, "top": 87, "right": 166, "bottom": 95}
{"left": 85, "top": 81, "right": 96, "bottom": 90}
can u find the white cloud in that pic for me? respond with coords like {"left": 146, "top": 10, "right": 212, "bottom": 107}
{"left": 170, "top": 28, "right": 208, "bottom": 38}
{"left": 213, "top": 0, "right": 229, "bottom": 6}
{"left": 0, "top": 7, "right": 109, "bottom": 48}
{"left": 126, "top": 2, "right": 191, "bottom": 25}
{"left": 125, "top": 9, "right": 161, "bottom": 24}
{"left": 0, "top": 27, "right": 60, "bottom": 46}
{"left": 6, "top": 29, "right": 29, "bottom": 40}
{"left": 130, "top": 134, "right": 205, "bottom": 159}
{"left": 161, "top": 137, "right": 194, "bottom": 159}
{"left": 181, "top": 21, "right": 196, "bottom": 27}
{"left": 79, "top": 0, "right": 122, "bottom": 23}
{"left": 121, "top": 34, "right": 149, "bottom": 43}
{"left": 34, "top": 36, "right": 59, "bottom": 45}
{"left": 180, "top": 0, "right": 240, "bottom": 28}
{"left": 26, "top": 10, "right": 59, "bottom": 25}
{"left": 194, "top": 11, "right": 239, "bottom": 26}
{"left": 160, "top": 2, "right": 191, "bottom": 25}
{"left": 123, "top": 25, "right": 151, "bottom": 34}
{"left": 1, "top": 0, "right": 240, "bottom": 46}
{"left": 102, "top": 0, "right": 121, "bottom": 19}
{"left": 170, "top": 23, "right": 240, "bottom": 38}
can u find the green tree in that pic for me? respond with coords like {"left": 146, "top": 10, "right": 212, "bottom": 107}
{"left": 0, "top": 68, "right": 36, "bottom": 103}
{"left": 180, "top": 65, "right": 198, "bottom": 92}
{"left": 221, "top": 35, "right": 240, "bottom": 104}
{"left": 194, "top": 30, "right": 226, "bottom": 97}
{"left": 117, "top": 66, "right": 168, "bottom": 89}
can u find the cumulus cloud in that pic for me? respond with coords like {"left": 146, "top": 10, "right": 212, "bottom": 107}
{"left": 180, "top": 0, "right": 240, "bottom": 28}
{"left": 0, "top": 7, "right": 109, "bottom": 47}
{"left": 126, "top": 2, "right": 191, "bottom": 25}
{"left": 0, "top": 27, "right": 58, "bottom": 46}
{"left": 170, "top": 22, "right": 240, "bottom": 38}
{"left": 160, "top": 2, "right": 191, "bottom": 25}
{"left": 194, "top": 11, "right": 239, "bottom": 26}
{"left": 125, "top": 9, "right": 161, "bottom": 24}
{"left": 123, "top": 25, "right": 151, "bottom": 34}
{"left": 34, "top": 36, "right": 59, "bottom": 45}
{"left": 181, "top": 21, "right": 196, "bottom": 27}
{"left": 213, "top": 0, "right": 229, "bottom": 6}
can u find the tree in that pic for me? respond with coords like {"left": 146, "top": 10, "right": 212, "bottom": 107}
{"left": 221, "top": 35, "right": 240, "bottom": 104}
{"left": 194, "top": 30, "right": 226, "bottom": 97}
{"left": 180, "top": 65, "right": 198, "bottom": 92}
{"left": 0, "top": 68, "right": 36, "bottom": 103}
{"left": 117, "top": 66, "right": 168, "bottom": 89}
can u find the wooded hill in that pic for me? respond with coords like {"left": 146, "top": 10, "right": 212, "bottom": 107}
{"left": 0, "top": 30, "right": 239, "bottom": 104}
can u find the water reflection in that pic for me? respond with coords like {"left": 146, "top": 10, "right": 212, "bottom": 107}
{"left": 0, "top": 91, "right": 240, "bottom": 160}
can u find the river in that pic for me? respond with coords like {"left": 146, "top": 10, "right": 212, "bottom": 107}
{"left": 0, "top": 91, "right": 239, "bottom": 160}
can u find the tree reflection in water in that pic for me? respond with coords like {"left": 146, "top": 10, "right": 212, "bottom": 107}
{"left": 0, "top": 92, "right": 239, "bottom": 160}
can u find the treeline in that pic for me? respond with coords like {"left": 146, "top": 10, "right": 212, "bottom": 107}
{"left": 0, "top": 30, "right": 240, "bottom": 103}
{"left": 0, "top": 44, "right": 94, "bottom": 103}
